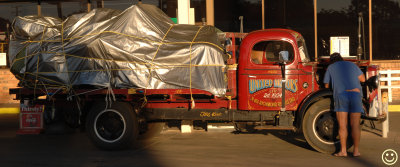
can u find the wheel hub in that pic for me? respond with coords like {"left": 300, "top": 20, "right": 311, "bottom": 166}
{"left": 314, "top": 110, "right": 338, "bottom": 144}
{"left": 317, "top": 116, "right": 334, "bottom": 137}
{"left": 94, "top": 109, "right": 126, "bottom": 143}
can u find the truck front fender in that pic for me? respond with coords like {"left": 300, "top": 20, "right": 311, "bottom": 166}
{"left": 295, "top": 89, "right": 333, "bottom": 131}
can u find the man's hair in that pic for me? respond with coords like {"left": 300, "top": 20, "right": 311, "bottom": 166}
{"left": 330, "top": 52, "right": 343, "bottom": 63}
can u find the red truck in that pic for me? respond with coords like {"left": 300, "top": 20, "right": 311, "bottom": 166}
{"left": 9, "top": 28, "right": 385, "bottom": 153}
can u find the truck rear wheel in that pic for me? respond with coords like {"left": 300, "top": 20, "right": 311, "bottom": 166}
{"left": 302, "top": 98, "right": 353, "bottom": 154}
{"left": 86, "top": 102, "right": 139, "bottom": 150}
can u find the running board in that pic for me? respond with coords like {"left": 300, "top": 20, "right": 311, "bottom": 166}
{"left": 254, "top": 126, "right": 295, "bottom": 130}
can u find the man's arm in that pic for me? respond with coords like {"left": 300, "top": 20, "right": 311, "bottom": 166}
{"left": 354, "top": 64, "right": 365, "bottom": 83}
{"left": 323, "top": 68, "right": 331, "bottom": 89}
{"left": 358, "top": 74, "right": 366, "bottom": 83}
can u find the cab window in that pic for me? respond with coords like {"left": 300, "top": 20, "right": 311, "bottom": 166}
{"left": 251, "top": 40, "right": 294, "bottom": 65}
{"left": 297, "top": 38, "right": 310, "bottom": 63}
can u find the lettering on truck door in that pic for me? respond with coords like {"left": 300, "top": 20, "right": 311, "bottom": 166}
{"left": 244, "top": 40, "right": 299, "bottom": 111}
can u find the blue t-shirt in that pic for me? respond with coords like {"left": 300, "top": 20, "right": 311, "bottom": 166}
{"left": 323, "top": 61, "right": 363, "bottom": 98}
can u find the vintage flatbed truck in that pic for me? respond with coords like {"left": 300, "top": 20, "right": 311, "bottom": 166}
{"left": 9, "top": 28, "right": 385, "bottom": 153}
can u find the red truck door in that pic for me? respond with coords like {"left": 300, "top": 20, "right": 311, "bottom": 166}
{"left": 238, "top": 30, "right": 300, "bottom": 111}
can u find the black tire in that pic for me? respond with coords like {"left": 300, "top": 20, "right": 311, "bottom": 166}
{"left": 86, "top": 102, "right": 139, "bottom": 150}
{"left": 302, "top": 98, "right": 353, "bottom": 154}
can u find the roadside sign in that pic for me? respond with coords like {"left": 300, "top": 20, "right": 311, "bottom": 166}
{"left": 17, "top": 104, "right": 44, "bottom": 134}
{"left": 330, "top": 36, "right": 350, "bottom": 57}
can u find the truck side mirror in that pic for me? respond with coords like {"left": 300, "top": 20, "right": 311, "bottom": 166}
{"left": 279, "top": 51, "right": 289, "bottom": 63}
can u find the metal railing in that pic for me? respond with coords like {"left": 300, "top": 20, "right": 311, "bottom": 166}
{"left": 380, "top": 70, "right": 400, "bottom": 102}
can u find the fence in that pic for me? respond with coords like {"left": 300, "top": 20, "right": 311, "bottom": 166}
{"left": 379, "top": 70, "right": 400, "bottom": 102}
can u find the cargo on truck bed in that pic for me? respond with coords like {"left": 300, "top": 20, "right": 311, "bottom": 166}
{"left": 9, "top": 4, "right": 227, "bottom": 96}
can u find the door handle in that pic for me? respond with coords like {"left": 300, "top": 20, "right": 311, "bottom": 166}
{"left": 248, "top": 75, "right": 256, "bottom": 78}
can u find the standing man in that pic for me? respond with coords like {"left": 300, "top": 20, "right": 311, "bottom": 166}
{"left": 323, "top": 53, "right": 365, "bottom": 157}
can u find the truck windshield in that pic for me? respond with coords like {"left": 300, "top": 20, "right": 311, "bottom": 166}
{"left": 297, "top": 37, "right": 310, "bottom": 63}
{"left": 251, "top": 40, "right": 294, "bottom": 65}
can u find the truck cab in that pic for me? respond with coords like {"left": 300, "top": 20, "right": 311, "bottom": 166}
{"left": 230, "top": 29, "right": 384, "bottom": 153}
{"left": 237, "top": 29, "right": 315, "bottom": 112}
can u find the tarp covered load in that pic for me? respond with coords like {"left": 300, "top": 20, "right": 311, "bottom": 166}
{"left": 9, "top": 4, "right": 227, "bottom": 96}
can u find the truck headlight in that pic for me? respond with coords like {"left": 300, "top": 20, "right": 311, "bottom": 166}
{"left": 366, "top": 74, "right": 380, "bottom": 89}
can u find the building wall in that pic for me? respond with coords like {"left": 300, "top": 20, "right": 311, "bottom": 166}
{"left": 372, "top": 61, "right": 400, "bottom": 101}
{"left": 0, "top": 68, "right": 18, "bottom": 104}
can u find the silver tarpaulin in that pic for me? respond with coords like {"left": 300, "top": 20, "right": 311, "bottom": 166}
{"left": 9, "top": 4, "right": 227, "bottom": 96}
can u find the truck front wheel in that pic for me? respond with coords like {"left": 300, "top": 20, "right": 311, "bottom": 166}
{"left": 302, "top": 98, "right": 353, "bottom": 154}
{"left": 86, "top": 102, "right": 139, "bottom": 150}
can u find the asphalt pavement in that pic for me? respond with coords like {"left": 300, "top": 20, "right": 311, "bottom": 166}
{"left": 0, "top": 113, "right": 399, "bottom": 167}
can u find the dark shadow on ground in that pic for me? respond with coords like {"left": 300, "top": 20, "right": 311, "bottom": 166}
{"left": 231, "top": 129, "right": 381, "bottom": 167}
{"left": 361, "top": 120, "right": 384, "bottom": 137}
{"left": 268, "top": 130, "right": 314, "bottom": 151}
{"left": 0, "top": 113, "right": 164, "bottom": 167}
{"left": 231, "top": 129, "right": 315, "bottom": 152}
